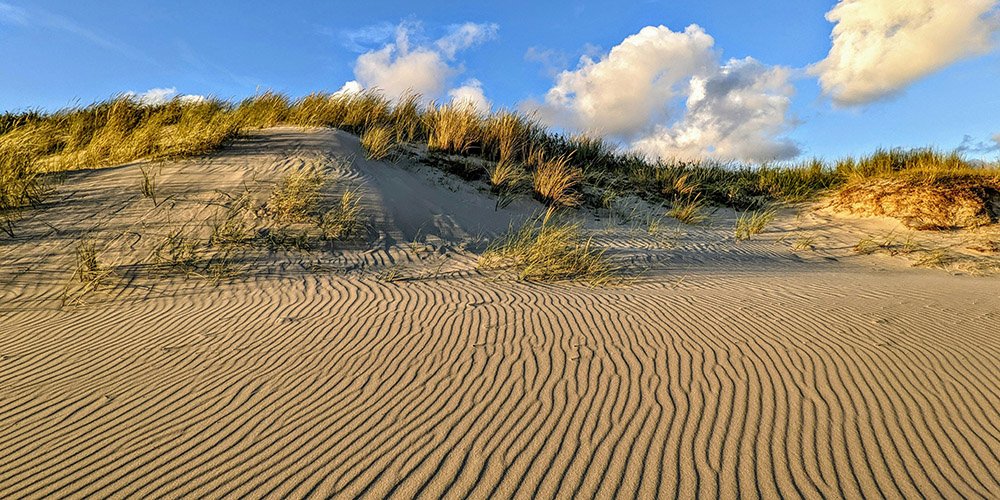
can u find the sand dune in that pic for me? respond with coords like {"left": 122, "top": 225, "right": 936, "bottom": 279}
{"left": 1, "top": 128, "right": 998, "bottom": 498}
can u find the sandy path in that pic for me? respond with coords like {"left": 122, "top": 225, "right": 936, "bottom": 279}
{"left": 1, "top": 128, "right": 998, "bottom": 498}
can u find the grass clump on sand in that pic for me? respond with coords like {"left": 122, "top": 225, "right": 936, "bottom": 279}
{"left": 479, "top": 215, "right": 613, "bottom": 284}
{"left": 669, "top": 194, "right": 708, "bottom": 225}
{"left": 361, "top": 126, "right": 394, "bottom": 160}
{"left": 265, "top": 170, "right": 327, "bottom": 223}
{"left": 320, "top": 189, "right": 364, "bottom": 240}
{"left": 531, "top": 154, "right": 583, "bottom": 208}
{"left": 425, "top": 104, "right": 482, "bottom": 155}
{"left": 734, "top": 207, "right": 777, "bottom": 241}
{"left": 0, "top": 97, "right": 239, "bottom": 173}
{"left": 0, "top": 145, "right": 45, "bottom": 236}
{"left": 831, "top": 148, "right": 1000, "bottom": 229}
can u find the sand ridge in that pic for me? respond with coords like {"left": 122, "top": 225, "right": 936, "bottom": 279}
{"left": 1, "top": 128, "right": 998, "bottom": 498}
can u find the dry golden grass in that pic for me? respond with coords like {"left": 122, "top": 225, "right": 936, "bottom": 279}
{"left": 532, "top": 154, "right": 583, "bottom": 208}
{"left": 361, "top": 126, "right": 394, "bottom": 161}
{"left": 425, "top": 104, "right": 482, "bottom": 155}
{"left": 479, "top": 216, "right": 612, "bottom": 284}
{"left": 482, "top": 111, "right": 534, "bottom": 164}
{"left": 265, "top": 170, "right": 326, "bottom": 223}
{"left": 390, "top": 93, "right": 425, "bottom": 142}
{"left": 833, "top": 175, "right": 999, "bottom": 229}
{"left": 4, "top": 92, "right": 998, "bottom": 238}
{"left": 320, "top": 189, "right": 364, "bottom": 240}
{"left": 669, "top": 194, "right": 708, "bottom": 225}
{"left": 0, "top": 144, "right": 45, "bottom": 236}
{"left": 734, "top": 207, "right": 777, "bottom": 241}
{"left": 234, "top": 92, "right": 291, "bottom": 128}
{"left": 831, "top": 148, "right": 1000, "bottom": 229}
{"left": 486, "top": 161, "right": 525, "bottom": 192}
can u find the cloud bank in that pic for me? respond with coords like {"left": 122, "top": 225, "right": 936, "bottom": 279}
{"left": 811, "top": 0, "right": 1000, "bottom": 106}
{"left": 525, "top": 25, "right": 799, "bottom": 162}
{"left": 124, "top": 87, "right": 206, "bottom": 106}
{"left": 340, "top": 21, "right": 498, "bottom": 103}
{"left": 956, "top": 133, "right": 1000, "bottom": 154}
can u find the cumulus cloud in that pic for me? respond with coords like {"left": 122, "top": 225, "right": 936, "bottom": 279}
{"left": 341, "top": 21, "right": 497, "bottom": 102}
{"left": 810, "top": 0, "right": 1000, "bottom": 106}
{"left": 125, "top": 87, "right": 206, "bottom": 106}
{"left": 334, "top": 80, "right": 363, "bottom": 96}
{"left": 633, "top": 59, "right": 799, "bottom": 162}
{"left": 525, "top": 24, "right": 799, "bottom": 162}
{"left": 448, "top": 79, "right": 491, "bottom": 112}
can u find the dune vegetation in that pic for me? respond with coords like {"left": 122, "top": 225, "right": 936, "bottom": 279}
{"left": 2, "top": 90, "right": 998, "bottom": 240}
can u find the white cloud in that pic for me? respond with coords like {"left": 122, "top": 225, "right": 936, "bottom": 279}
{"left": 125, "top": 87, "right": 206, "bottom": 106}
{"left": 435, "top": 22, "right": 499, "bottom": 58}
{"left": 334, "top": 80, "right": 363, "bottom": 96}
{"left": 339, "top": 22, "right": 396, "bottom": 53}
{"left": 528, "top": 25, "right": 716, "bottom": 138}
{"left": 525, "top": 24, "right": 799, "bottom": 162}
{"left": 448, "top": 79, "right": 491, "bottom": 113}
{"left": 810, "top": 0, "right": 1000, "bottom": 106}
{"left": 340, "top": 21, "right": 497, "bottom": 102}
{"left": 354, "top": 45, "right": 454, "bottom": 99}
{"left": 633, "top": 58, "right": 799, "bottom": 162}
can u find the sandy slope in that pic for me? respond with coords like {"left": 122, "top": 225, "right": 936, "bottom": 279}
{"left": 1, "top": 128, "right": 998, "bottom": 498}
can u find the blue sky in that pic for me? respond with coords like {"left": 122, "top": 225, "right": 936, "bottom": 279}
{"left": 1, "top": 0, "right": 998, "bottom": 161}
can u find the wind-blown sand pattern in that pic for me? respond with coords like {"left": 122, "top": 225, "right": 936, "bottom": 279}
{"left": 1, "top": 128, "right": 998, "bottom": 498}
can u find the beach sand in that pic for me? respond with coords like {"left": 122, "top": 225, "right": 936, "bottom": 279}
{"left": 1, "top": 128, "right": 998, "bottom": 498}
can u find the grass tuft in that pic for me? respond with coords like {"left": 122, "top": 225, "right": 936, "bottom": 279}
{"left": 139, "top": 165, "right": 159, "bottom": 204}
{"left": 734, "top": 207, "right": 777, "bottom": 241}
{"left": 532, "top": 154, "right": 583, "bottom": 208}
{"left": 320, "top": 189, "right": 364, "bottom": 240}
{"left": 426, "top": 104, "right": 482, "bottom": 155}
{"left": 668, "top": 194, "right": 708, "bottom": 225}
{"left": 0, "top": 145, "right": 45, "bottom": 236}
{"left": 361, "top": 126, "right": 394, "bottom": 161}
{"left": 479, "top": 215, "right": 613, "bottom": 284}
{"left": 265, "top": 170, "right": 326, "bottom": 223}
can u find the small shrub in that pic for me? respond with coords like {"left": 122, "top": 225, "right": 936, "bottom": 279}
{"left": 479, "top": 216, "right": 613, "bottom": 284}
{"left": 734, "top": 207, "right": 777, "bottom": 241}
